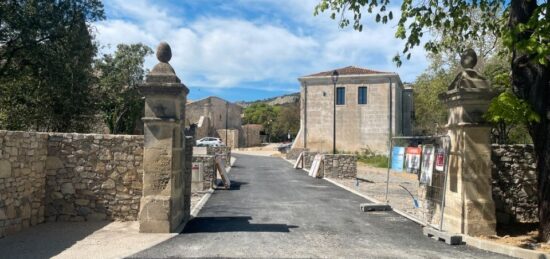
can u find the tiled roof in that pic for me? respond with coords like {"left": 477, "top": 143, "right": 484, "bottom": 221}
{"left": 304, "top": 66, "right": 388, "bottom": 77}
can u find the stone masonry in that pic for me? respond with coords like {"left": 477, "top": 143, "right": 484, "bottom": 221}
{"left": 207, "top": 146, "right": 231, "bottom": 167}
{"left": 0, "top": 131, "right": 48, "bottom": 238}
{"left": 286, "top": 148, "right": 308, "bottom": 160}
{"left": 491, "top": 144, "right": 538, "bottom": 224}
{"left": 322, "top": 154, "right": 357, "bottom": 179}
{"left": 45, "top": 133, "right": 143, "bottom": 222}
{"left": 0, "top": 131, "right": 144, "bottom": 238}
{"left": 191, "top": 155, "right": 216, "bottom": 192}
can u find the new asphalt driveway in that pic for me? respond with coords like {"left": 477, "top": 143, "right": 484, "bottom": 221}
{"left": 129, "top": 153, "right": 506, "bottom": 258}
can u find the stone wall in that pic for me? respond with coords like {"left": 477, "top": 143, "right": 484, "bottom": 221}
{"left": 207, "top": 146, "right": 231, "bottom": 167}
{"left": 217, "top": 129, "right": 239, "bottom": 148}
{"left": 0, "top": 130, "right": 145, "bottom": 238}
{"left": 191, "top": 155, "right": 216, "bottom": 192}
{"left": 43, "top": 133, "right": 144, "bottom": 222}
{"left": 322, "top": 154, "right": 357, "bottom": 179}
{"left": 286, "top": 148, "right": 309, "bottom": 160}
{"left": 241, "top": 124, "right": 263, "bottom": 147}
{"left": 492, "top": 144, "right": 538, "bottom": 224}
{"left": 303, "top": 151, "right": 320, "bottom": 169}
{"left": 0, "top": 131, "right": 48, "bottom": 238}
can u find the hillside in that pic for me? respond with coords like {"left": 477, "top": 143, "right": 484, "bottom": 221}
{"left": 237, "top": 92, "right": 299, "bottom": 108}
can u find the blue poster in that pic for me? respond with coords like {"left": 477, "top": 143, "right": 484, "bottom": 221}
{"left": 391, "top": 147, "right": 405, "bottom": 171}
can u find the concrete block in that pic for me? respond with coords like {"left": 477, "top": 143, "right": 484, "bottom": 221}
{"left": 360, "top": 203, "right": 392, "bottom": 212}
{"left": 423, "top": 227, "right": 463, "bottom": 245}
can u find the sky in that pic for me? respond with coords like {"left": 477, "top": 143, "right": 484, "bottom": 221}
{"left": 94, "top": 0, "right": 429, "bottom": 102}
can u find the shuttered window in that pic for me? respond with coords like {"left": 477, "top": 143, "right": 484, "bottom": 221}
{"left": 336, "top": 87, "right": 345, "bottom": 105}
{"left": 358, "top": 86, "right": 367, "bottom": 104}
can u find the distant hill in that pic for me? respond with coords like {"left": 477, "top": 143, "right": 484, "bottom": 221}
{"left": 237, "top": 92, "right": 299, "bottom": 108}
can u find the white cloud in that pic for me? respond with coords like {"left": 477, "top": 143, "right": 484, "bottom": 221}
{"left": 94, "top": 0, "right": 428, "bottom": 88}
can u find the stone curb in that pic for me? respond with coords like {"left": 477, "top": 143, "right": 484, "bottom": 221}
{"left": 282, "top": 157, "right": 549, "bottom": 259}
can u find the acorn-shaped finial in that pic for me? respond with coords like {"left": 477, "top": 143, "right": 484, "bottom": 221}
{"left": 156, "top": 42, "right": 172, "bottom": 63}
{"left": 460, "top": 48, "right": 477, "bottom": 69}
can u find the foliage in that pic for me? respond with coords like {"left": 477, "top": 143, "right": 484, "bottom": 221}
{"left": 243, "top": 102, "right": 300, "bottom": 142}
{"left": 314, "top": 0, "right": 550, "bottom": 241}
{"left": 357, "top": 154, "right": 389, "bottom": 168}
{"left": 0, "top": 0, "right": 104, "bottom": 132}
{"left": 485, "top": 91, "right": 540, "bottom": 144}
{"left": 95, "top": 44, "right": 153, "bottom": 134}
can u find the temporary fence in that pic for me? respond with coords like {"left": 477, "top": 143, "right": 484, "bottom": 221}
{"left": 355, "top": 135, "right": 451, "bottom": 231}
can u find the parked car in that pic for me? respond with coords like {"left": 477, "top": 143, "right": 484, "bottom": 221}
{"left": 196, "top": 137, "right": 224, "bottom": 147}
{"left": 278, "top": 143, "right": 292, "bottom": 153}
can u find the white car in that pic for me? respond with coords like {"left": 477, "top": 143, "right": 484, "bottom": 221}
{"left": 196, "top": 137, "right": 224, "bottom": 147}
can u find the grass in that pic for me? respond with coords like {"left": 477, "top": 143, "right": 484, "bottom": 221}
{"left": 357, "top": 154, "right": 389, "bottom": 168}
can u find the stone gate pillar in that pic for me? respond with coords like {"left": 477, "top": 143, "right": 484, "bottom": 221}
{"left": 438, "top": 49, "right": 498, "bottom": 236}
{"left": 138, "top": 42, "right": 190, "bottom": 233}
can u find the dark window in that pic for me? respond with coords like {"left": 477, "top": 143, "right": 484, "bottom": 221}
{"left": 358, "top": 86, "right": 368, "bottom": 104}
{"left": 336, "top": 87, "right": 345, "bottom": 105}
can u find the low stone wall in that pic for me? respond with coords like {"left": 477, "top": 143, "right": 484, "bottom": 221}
{"left": 303, "top": 151, "right": 320, "bottom": 169}
{"left": 491, "top": 144, "right": 538, "bottom": 224}
{"left": 322, "top": 154, "right": 357, "bottom": 179}
{"left": 207, "top": 146, "right": 231, "bottom": 167}
{"left": 0, "top": 130, "right": 146, "bottom": 238}
{"left": 191, "top": 155, "right": 216, "bottom": 192}
{"left": 286, "top": 148, "right": 308, "bottom": 160}
{"left": 0, "top": 131, "right": 48, "bottom": 238}
{"left": 44, "top": 133, "right": 143, "bottom": 222}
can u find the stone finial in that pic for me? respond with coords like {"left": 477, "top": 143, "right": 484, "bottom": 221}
{"left": 460, "top": 49, "right": 477, "bottom": 69}
{"left": 156, "top": 42, "right": 172, "bottom": 63}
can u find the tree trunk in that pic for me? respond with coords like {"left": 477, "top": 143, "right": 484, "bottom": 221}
{"left": 509, "top": 0, "right": 550, "bottom": 242}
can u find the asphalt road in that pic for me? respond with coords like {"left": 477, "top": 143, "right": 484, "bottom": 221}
{"left": 129, "top": 153, "right": 507, "bottom": 258}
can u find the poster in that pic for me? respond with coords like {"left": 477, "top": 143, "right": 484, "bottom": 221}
{"left": 435, "top": 147, "right": 446, "bottom": 172}
{"left": 391, "top": 147, "right": 405, "bottom": 171}
{"left": 405, "top": 147, "right": 422, "bottom": 174}
{"left": 420, "top": 145, "right": 435, "bottom": 185}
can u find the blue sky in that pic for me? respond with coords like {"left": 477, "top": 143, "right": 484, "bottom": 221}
{"left": 94, "top": 0, "right": 429, "bottom": 102}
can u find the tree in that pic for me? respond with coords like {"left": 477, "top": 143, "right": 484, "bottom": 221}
{"left": 95, "top": 44, "right": 153, "bottom": 134}
{"left": 0, "top": 0, "right": 105, "bottom": 132}
{"left": 243, "top": 102, "right": 300, "bottom": 142}
{"left": 315, "top": 0, "right": 550, "bottom": 241}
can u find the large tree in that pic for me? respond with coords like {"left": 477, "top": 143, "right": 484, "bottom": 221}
{"left": 315, "top": 0, "right": 550, "bottom": 241}
{"left": 95, "top": 43, "right": 153, "bottom": 134}
{"left": 0, "top": 0, "right": 104, "bottom": 131}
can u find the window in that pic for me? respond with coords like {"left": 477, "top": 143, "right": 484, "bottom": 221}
{"left": 358, "top": 86, "right": 368, "bottom": 104}
{"left": 336, "top": 87, "right": 345, "bottom": 105}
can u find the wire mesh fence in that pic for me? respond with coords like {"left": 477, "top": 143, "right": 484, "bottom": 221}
{"left": 353, "top": 135, "right": 451, "bottom": 230}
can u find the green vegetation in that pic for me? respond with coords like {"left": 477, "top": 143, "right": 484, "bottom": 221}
{"left": 315, "top": 0, "right": 550, "bottom": 242}
{"left": 357, "top": 154, "right": 389, "bottom": 168}
{"left": 95, "top": 43, "right": 153, "bottom": 134}
{"left": 243, "top": 102, "right": 300, "bottom": 142}
{"left": 0, "top": 0, "right": 105, "bottom": 132}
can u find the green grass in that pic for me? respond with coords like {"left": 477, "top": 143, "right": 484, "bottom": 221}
{"left": 357, "top": 154, "right": 389, "bottom": 168}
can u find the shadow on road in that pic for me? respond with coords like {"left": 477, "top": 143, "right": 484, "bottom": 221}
{"left": 182, "top": 216, "right": 298, "bottom": 233}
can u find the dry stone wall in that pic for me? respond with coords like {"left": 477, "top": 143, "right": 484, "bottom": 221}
{"left": 45, "top": 133, "right": 143, "bottom": 222}
{"left": 286, "top": 148, "right": 308, "bottom": 160}
{"left": 0, "top": 131, "right": 48, "bottom": 238}
{"left": 492, "top": 144, "right": 538, "bottom": 223}
{"left": 303, "top": 151, "right": 320, "bottom": 169}
{"left": 0, "top": 130, "right": 145, "bottom": 238}
{"left": 191, "top": 155, "right": 216, "bottom": 192}
{"left": 207, "top": 146, "right": 231, "bottom": 167}
{"left": 322, "top": 154, "right": 357, "bottom": 179}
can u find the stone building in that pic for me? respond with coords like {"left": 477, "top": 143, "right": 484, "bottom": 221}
{"left": 293, "top": 66, "right": 413, "bottom": 154}
{"left": 186, "top": 96, "right": 243, "bottom": 146}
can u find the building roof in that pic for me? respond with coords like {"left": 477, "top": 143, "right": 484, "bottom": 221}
{"left": 303, "top": 66, "right": 388, "bottom": 77}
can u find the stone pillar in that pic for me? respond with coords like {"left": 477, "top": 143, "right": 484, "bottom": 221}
{"left": 138, "top": 42, "right": 190, "bottom": 233}
{"left": 439, "top": 49, "right": 497, "bottom": 236}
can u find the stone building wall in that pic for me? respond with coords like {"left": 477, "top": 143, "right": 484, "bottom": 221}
{"left": 183, "top": 136, "right": 194, "bottom": 217}
{"left": 217, "top": 129, "right": 239, "bottom": 148}
{"left": 241, "top": 124, "right": 263, "bottom": 147}
{"left": 322, "top": 154, "right": 357, "bottom": 179}
{"left": 0, "top": 131, "right": 48, "bottom": 238}
{"left": 191, "top": 155, "right": 216, "bottom": 192}
{"left": 492, "top": 144, "right": 538, "bottom": 223}
{"left": 286, "top": 148, "right": 308, "bottom": 160}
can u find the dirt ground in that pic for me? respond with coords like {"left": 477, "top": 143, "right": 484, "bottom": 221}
{"left": 479, "top": 223, "right": 550, "bottom": 253}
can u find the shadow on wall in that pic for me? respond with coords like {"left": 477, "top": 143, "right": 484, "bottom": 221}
{"left": 182, "top": 216, "right": 298, "bottom": 233}
{"left": 0, "top": 221, "right": 109, "bottom": 259}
